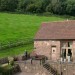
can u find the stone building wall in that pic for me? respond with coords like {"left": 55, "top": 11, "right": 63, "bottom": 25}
{"left": 34, "top": 41, "right": 51, "bottom": 59}
{"left": 72, "top": 41, "right": 75, "bottom": 62}
{"left": 34, "top": 40, "right": 60, "bottom": 61}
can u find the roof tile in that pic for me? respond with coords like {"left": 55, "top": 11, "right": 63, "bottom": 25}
{"left": 35, "top": 20, "right": 75, "bottom": 40}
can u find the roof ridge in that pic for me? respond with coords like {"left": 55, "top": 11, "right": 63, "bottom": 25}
{"left": 42, "top": 20, "right": 75, "bottom": 24}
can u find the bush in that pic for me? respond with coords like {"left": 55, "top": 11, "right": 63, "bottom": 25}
{"left": 43, "top": 12, "right": 53, "bottom": 16}
{"left": 10, "top": 61, "right": 14, "bottom": 66}
{"left": 0, "top": 64, "right": 21, "bottom": 75}
{"left": 0, "top": 65, "right": 13, "bottom": 75}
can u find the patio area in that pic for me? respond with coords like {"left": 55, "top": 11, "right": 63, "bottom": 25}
{"left": 15, "top": 60, "right": 52, "bottom": 75}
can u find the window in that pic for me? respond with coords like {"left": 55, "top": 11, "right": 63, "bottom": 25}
{"left": 68, "top": 42, "right": 72, "bottom": 47}
{"left": 62, "top": 42, "right": 66, "bottom": 47}
{"left": 62, "top": 41, "right": 72, "bottom": 48}
{"left": 53, "top": 50, "right": 55, "bottom": 52}
{"left": 68, "top": 42, "right": 70, "bottom": 47}
{"left": 52, "top": 49, "right": 56, "bottom": 53}
{"left": 52, "top": 46, "right": 56, "bottom": 53}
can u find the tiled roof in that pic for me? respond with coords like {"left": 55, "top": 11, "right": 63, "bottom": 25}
{"left": 34, "top": 20, "right": 75, "bottom": 40}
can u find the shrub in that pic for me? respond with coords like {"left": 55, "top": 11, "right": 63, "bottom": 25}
{"left": 0, "top": 63, "right": 21, "bottom": 75}
{"left": 43, "top": 12, "right": 53, "bottom": 16}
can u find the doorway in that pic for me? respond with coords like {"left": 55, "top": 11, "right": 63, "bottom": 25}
{"left": 68, "top": 49, "right": 72, "bottom": 61}
{"left": 63, "top": 49, "right": 66, "bottom": 59}
{"left": 68, "top": 49, "right": 72, "bottom": 56}
{"left": 51, "top": 46, "right": 56, "bottom": 61}
{"left": 61, "top": 49, "right": 72, "bottom": 62}
{"left": 61, "top": 49, "right": 66, "bottom": 61}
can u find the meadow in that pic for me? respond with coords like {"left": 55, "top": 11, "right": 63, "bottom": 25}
{"left": 0, "top": 13, "right": 65, "bottom": 58}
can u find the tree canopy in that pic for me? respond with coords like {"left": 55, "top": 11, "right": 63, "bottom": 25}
{"left": 0, "top": 0, "right": 75, "bottom": 16}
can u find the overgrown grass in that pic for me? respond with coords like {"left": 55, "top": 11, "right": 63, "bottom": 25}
{"left": 0, "top": 13, "right": 65, "bottom": 58}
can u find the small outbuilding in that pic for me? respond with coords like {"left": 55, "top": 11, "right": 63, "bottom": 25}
{"left": 34, "top": 20, "right": 75, "bottom": 62}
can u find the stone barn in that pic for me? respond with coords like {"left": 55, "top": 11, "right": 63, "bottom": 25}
{"left": 34, "top": 20, "right": 75, "bottom": 62}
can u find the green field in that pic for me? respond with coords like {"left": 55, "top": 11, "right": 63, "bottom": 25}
{"left": 0, "top": 13, "right": 65, "bottom": 58}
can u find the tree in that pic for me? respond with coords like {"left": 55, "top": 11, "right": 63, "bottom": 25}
{"left": 7, "top": 0, "right": 18, "bottom": 11}
{"left": 0, "top": 0, "right": 18, "bottom": 11}
{"left": 41, "top": 0, "right": 51, "bottom": 12}
{"left": 26, "top": 4, "right": 36, "bottom": 13}
{"left": 52, "top": 2, "right": 63, "bottom": 14}
{"left": 46, "top": 4, "right": 53, "bottom": 13}
{"left": 26, "top": 0, "right": 42, "bottom": 13}
{"left": 0, "top": 0, "right": 8, "bottom": 11}
{"left": 66, "top": 0, "right": 75, "bottom": 15}
{"left": 17, "top": 0, "right": 30, "bottom": 12}
{"left": 0, "top": 0, "right": 75, "bottom": 16}
{"left": 0, "top": 0, "right": 1, "bottom": 11}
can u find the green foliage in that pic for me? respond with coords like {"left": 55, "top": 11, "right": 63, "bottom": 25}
{"left": 0, "top": 0, "right": 18, "bottom": 11}
{"left": 43, "top": 12, "right": 53, "bottom": 16}
{"left": 52, "top": 2, "right": 63, "bottom": 14}
{"left": 17, "top": 0, "right": 31, "bottom": 12}
{"left": 46, "top": 4, "right": 52, "bottom": 13}
{"left": 66, "top": 0, "right": 75, "bottom": 15}
{"left": 46, "top": 0, "right": 67, "bottom": 15}
{"left": 26, "top": 4, "right": 36, "bottom": 13}
{"left": 0, "top": 64, "right": 13, "bottom": 75}
{"left": 0, "top": 64, "right": 20, "bottom": 75}
{"left": 0, "top": 0, "right": 75, "bottom": 15}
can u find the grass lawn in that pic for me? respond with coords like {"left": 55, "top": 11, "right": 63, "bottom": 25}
{"left": 0, "top": 44, "right": 33, "bottom": 58}
{"left": 0, "top": 13, "right": 65, "bottom": 58}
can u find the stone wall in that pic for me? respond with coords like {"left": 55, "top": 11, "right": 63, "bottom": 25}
{"left": 34, "top": 41, "right": 51, "bottom": 59}
{"left": 72, "top": 41, "right": 75, "bottom": 62}
{"left": 34, "top": 40, "right": 60, "bottom": 61}
{"left": 47, "top": 61, "right": 75, "bottom": 75}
